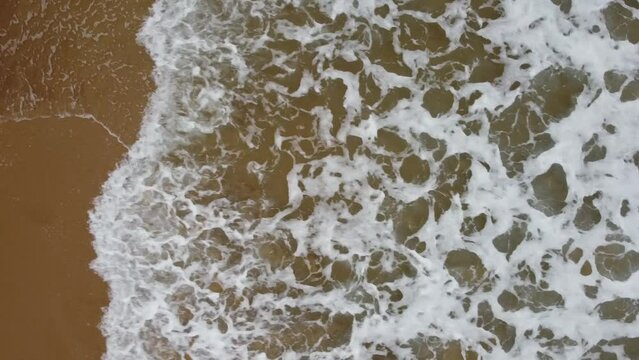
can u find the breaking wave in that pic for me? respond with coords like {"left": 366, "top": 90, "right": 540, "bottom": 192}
{"left": 90, "top": 0, "right": 639, "bottom": 358}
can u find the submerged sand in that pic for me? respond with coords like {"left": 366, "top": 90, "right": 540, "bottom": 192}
{"left": 0, "top": 0, "right": 153, "bottom": 358}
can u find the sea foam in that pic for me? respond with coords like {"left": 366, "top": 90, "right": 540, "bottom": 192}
{"left": 90, "top": 0, "right": 639, "bottom": 359}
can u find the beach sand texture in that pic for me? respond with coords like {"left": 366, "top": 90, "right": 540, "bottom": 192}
{"left": 0, "top": 1, "right": 153, "bottom": 358}
{"left": 3, "top": 1, "right": 639, "bottom": 359}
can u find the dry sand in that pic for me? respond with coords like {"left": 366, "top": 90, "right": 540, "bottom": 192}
{"left": 0, "top": 1, "right": 154, "bottom": 358}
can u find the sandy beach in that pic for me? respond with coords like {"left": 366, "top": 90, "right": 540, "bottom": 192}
{"left": 4, "top": 1, "right": 639, "bottom": 358}
{"left": 0, "top": 0, "right": 153, "bottom": 358}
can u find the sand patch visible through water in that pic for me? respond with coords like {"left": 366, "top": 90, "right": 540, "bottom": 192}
{"left": 85, "top": 1, "right": 639, "bottom": 359}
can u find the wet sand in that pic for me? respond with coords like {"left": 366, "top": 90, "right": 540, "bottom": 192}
{"left": 0, "top": 0, "right": 153, "bottom": 358}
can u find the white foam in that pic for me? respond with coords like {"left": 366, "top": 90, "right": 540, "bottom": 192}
{"left": 90, "top": 0, "right": 639, "bottom": 358}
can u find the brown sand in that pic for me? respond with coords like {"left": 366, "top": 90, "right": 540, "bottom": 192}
{"left": 0, "top": 0, "right": 154, "bottom": 358}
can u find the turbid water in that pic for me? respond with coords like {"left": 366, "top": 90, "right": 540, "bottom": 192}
{"left": 73, "top": 0, "right": 639, "bottom": 358}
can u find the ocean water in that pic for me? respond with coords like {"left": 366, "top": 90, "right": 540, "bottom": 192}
{"left": 89, "top": 0, "right": 639, "bottom": 359}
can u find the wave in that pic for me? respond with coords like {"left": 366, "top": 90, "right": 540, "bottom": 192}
{"left": 90, "top": 0, "right": 639, "bottom": 358}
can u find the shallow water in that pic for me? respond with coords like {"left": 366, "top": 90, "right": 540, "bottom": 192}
{"left": 90, "top": 0, "right": 639, "bottom": 359}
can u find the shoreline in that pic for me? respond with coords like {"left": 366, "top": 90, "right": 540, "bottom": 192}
{"left": 0, "top": 1, "right": 154, "bottom": 358}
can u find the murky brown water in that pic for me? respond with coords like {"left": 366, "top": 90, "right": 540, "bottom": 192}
{"left": 4, "top": 0, "right": 639, "bottom": 359}
{"left": 85, "top": 1, "right": 639, "bottom": 359}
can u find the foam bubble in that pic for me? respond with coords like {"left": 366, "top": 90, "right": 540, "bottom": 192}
{"left": 91, "top": 0, "right": 639, "bottom": 358}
